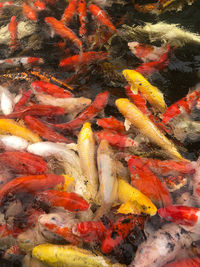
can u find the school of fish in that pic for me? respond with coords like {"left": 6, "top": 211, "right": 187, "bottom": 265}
{"left": 0, "top": 0, "right": 200, "bottom": 266}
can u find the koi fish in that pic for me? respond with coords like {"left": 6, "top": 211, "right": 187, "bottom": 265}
{"left": 162, "top": 90, "right": 200, "bottom": 124}
{"left": 0, "top": 57, "right": 44, "bottom": 69}
{"left": 8, "top": 16, "right": 18, "bottom": 51}
{"left": 0, "top": 174, "right": 65, "bottom": 205}
{"left": 0, "top": 135, "right": 29, "bottom": 151}
{"left": 45, "top": 17, "right": 82, "bottom": 50}
{"left": 116, "top": 98, "right": 184, "bottom": 160}
{"left": 118, "top": 179, "right": 157, "bottom": 216}
{"left": 31, "top": 81, "right": 73, "bottom": 98}
{"left": 164, "top": 257, "right": 200, "bottom": 267}
{"left": 0, "top": 119, "right": 41, "bottom": 143}
{"left": 102, "top": 215, "right": 145, "bottom": 254}
{"left": 25, "top": 116, "right": 73, "bottom": 144}
{"left": 128, "top": 42, "right": 169, "bottom": 63}
{"left": 135, "top": 45, "right": 170, "bottom": 76}
{"left": 0, "top": 151, "right": 47, "bottom": 174}
{"left": 127, "top": 155, "right": 195, "bottom": 177}
{"left": 14, "top": 89, "right": 32, "bottom": 112}
{"left": 97, "top": 116, "right": 125, "bottom": 132}
{"left": 95, "top": 139, "right": 118, "bottom": 218}
{"left": 88, "top": 4, "right": 116, "bottom": 32}
{"left": 22, "top": 3, "right": 37, "bottom": 21}
{"left": 158, "top": 205, "right": 200, "bottom": 226}
{"left": 53, "top": 91, "right": 109, "bottom": 130}
{"left": 134, "top": 3, "right": 157, "bottom": 13}
{"left": 131, "top": 223, "right": 193, "bottom": 267}
{"left": 61, "top": 0, "right": 78, "bottom": 25}
{"left": 128, "top": 156, "right": 172, "bottom": 207}
{"left": 78, "top": 0, "right": 87, "bottom": 36}
{"left": 35, "top": 190, "right": 89, "bottom": 212}
{"left": 38, "top": 212, "right": 80, "bottom": 245}
{"left": 32, "top": 0, "right": 46, "bottom": 11}
{"left": 32, "top": 244, "right": 125, "bottom": 266}
{"left": 0, "top": 86, "right": 14, "bottom": 115}
{"left": 34, "top": 93, "right": 91, "bottom": 115}
{"left": 5, "top": 104, "right": 65, "bottom": 119}
{"left": 76, "top": 220, "right": 108, "bottom": 243}
{"left": 59, "top": 51, "right": 108, "bottom": 69}
{"left": 0, "top": 1, "right": 14, "bottom": 11}
{"left": 95, "top": 130, "right": 138, "bottom": 148}
{"left": 122, "top": 69, "right": 166, "bottom": 112}
{"left": 78, "top": 122, "right": 98, "bottom": 202}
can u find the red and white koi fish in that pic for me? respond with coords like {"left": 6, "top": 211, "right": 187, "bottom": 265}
{"left": 38, "top": 212, "right": 80, "bottom": 245}
{"left": 59, "top": 51, "right": 108, "bottom": 69}
{"left": 78, "top": 0, "right": 87, "bottom": 36}
{"left": 0, "top": 57, "right": 44, "bottom": 70}
{"left": 135, "top": 45, "right": 170, "bottom": 76}
{"left": 53, "top": 91, "right": 109, "bottom": 130}
{"left": 128, "top": 42, "right": 169, "bottom": 63}
{"left": 95, "top": 130, "right": 138, "bottom": 148}
{"left": 131, "top": 223, "right": 193, "bottom": 267}
{"left": 31, "top": 81, "right": 73, "bottom": 98}
{"left": 158, "top": 205, "right": 200, "bottom": 226}
{"left": 45, "top": 17, "right": 82, "bottom": 50}
{"left": 88, "top": 4, "right": 116, "bottom": 32}
{"left": 8, "top": 16, "right": 19, "bottom": 51}
{"left": 61, "top": 0, "right": 78, "bottom": 25}
{"left": 162, "top": 89, "right": 200, "bottom": 124}
{"left": 22, "top": 3, "right": 37, "bottom": 21}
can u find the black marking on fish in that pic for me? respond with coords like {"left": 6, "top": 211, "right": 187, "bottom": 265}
{"left": 166, "top": 242, "right": 175, "bottom": 252}
{"left": 111, "top": 231, "right": 119, "bottom": 240}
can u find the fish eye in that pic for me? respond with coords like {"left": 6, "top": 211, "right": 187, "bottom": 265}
{"left": 51, "top": 217, "right": 56, "bottom": 221}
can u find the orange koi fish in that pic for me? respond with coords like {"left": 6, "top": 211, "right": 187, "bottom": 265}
{"left": 88, "top": 4, "right": 116, "bottom": 32}
{"left": 22, "top": 3, "right": 37, "bottom": 21}
{"left": 0, "top": 174, "right": 65, "bottom": 205}
{"left": 45, "top": 17, "right": 82, "bottom": 50}
{"left": 32, "top": 0, "right": 46, "bottom": 11}
{"left": 8, "top": 16, "right": 18, "bottom": 51}
{"left": 97, "top": 116, "right": 125, "bottom": 132}
{"left": 35, "top": 190, "right": 90, "bottom": 212}
{"left": 25, "top": 115, "right": 73, "bottom": 143}
{"left": 61, "top": 0, "right": 78, "bottom": 25}
{"left": 59, "top": 51, "right": 108, "bottom": 69}
{"left": 31, "top": 81, "right": 73, "bottom": 98}
{"left": 128, "top": 156, "right": 172, "bottom": 207}
{"left": 78, "top": 0, "right": 87, "bottom": 36}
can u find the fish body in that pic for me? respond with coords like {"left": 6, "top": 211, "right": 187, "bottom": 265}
{"left": 31, "top": 81, "right": 73, "bottom": 98}
{"left": 0, "top": 174, "right": 65, "bottom": 205}
{"left": 0, "top": 119, "right": 41, "bottom": 143}
{"left": 24, "top": 115, "right": 73, "bottom": 143}
{"left": 131, "top": 223, "right": 193, "bottom": 267}
{"left": 164, "top": 257, "right": 200, "bottom": 267}
{"left": 118, "top": 179, "right": 157, "bottom": 216}
{"left": 123, "top": 69, "right": 166, "bottom": 112}
{"left": 0, "top": 135, "right": 29, "bottom": 150}
{"left": 116, "top": 98, "right": 184, "bottom": 160}
{"left": 0, "top": 57, "right": 44, "bottom": 69}
{"left": 54, "top": 91, "right": 109, "bottom": 130}
{"left": 14, "top": 90, "right": 31, "bottom": 111}
{"left": 97, "top": 117, "right": 125, "bottom": 132}
{"left": 59, "top": 51, "right": 108, "bottom": 69}
{"left": 78, "top": 122, "right": 98, "bottom": 201}
{"left": 88, "top": 4, "right": 116, "bottom": 32}
{"left": 8, "top": 16, "right": 18, "bottom": 51}
{"left": 78, "top": 0, "right": 87, "bottom": 36}
{"left": 0, "top": 86, "right": 14, "bottom": 115}
{"left": 61, "top": 0, "right": 78, "bottom": 25}
{"left": 96, "top": 139, "right": 118, "bottom": 218}
{"left": 45, "top": 17, "right": 82, "bottom": 49}
{"left": 22, "top": 3, "right": 37, "bottom": 21}
{"left": 32, "top": 244, "right": 125, "bottom": 266}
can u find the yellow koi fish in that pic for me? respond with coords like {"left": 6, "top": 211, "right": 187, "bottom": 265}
{"left": 0, "top": 119, "right": 41, "bottom": 143}
{"left": 118, "top": 179, "right": 157, "bottom": 216}
{"left": 123, "top": 69, "right": 166, "bottom": 112}
{"left": 78, "top": 122, "right": 98, "bottom": 202}
{"left": 32, "top": 244, "right": 125, "bottom": 267}
{"left": 115, "top": 98, "right": 184, "bottom": 160}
